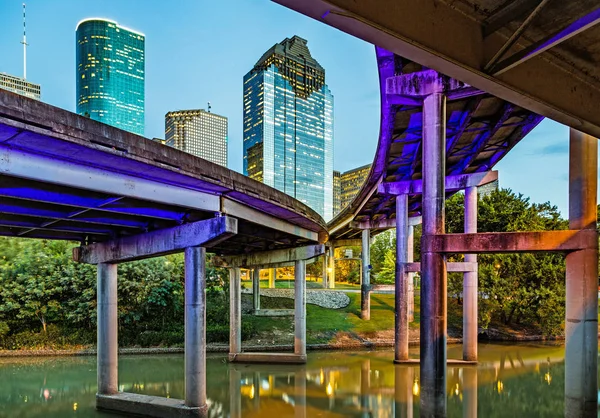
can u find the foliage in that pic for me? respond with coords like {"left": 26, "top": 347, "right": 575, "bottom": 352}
{"left": 0, "top": 237, "right": 253, "bottom": 349}
{"left": 445, "top": 189, "right": 568, "bottom": 334}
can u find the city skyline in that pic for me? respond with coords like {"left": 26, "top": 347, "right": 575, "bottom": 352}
{"left": 0, "top": 0, "right": 586, "bottom": 216}
{"left": 243, "top": 35, "right": 334, "bottom": 220}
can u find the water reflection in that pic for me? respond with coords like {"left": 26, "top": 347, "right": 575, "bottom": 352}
{"left": 0, "top": 343, "right": 586, "bottom": 418}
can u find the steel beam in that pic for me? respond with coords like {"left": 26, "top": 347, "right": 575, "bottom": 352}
{"left": 73, "top": 216, "right": 238, "bottom": 264}
{"left": 379, "top": 171, "right": 498, "bottom": 195}
{"left": 213, "top": 244, "right": 325, "bottom": 268}
{"left": 423, "top": 230, "right": 598, "bottom": 254}
{"left": 492, "top": 8, "right": 600, "bottom": 76}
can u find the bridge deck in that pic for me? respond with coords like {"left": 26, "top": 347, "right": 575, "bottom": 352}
{"left": 0, "top": 91, "right": 327, "bottom": 255}
{"left": 328, "top": 48, "right": 543, "bottom": 240}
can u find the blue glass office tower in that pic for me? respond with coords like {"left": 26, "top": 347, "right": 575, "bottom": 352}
{"left": 243, "top": 36, "right": 334, "bottom": 220}
{"left": 76, "top": 19, "right": 145, "bottom": 135}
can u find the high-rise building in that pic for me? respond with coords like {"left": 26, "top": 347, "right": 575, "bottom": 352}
{"left": 165, "top": 109, "right": 228, "bottom": 167}
{"left": 76, "top": 18, "right": 145, "bottom": 135}
{"left": 333, "top": 170, "right": 341, "bottom": 216}
{"left": 336, "top": 164, "right": 371, "bottom": 214}
{"left": 243, "top": 36, "right": 334, "bottom": 220}
{"left": 0, "top": 73, "right": 40, "bottom": 100}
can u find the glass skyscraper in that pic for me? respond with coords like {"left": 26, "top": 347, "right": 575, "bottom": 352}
{"left": 76, "top": 19, "right": 145, "bottom": 135}
{"left": 243, "top": 36, "right": 334, "bottom": 220}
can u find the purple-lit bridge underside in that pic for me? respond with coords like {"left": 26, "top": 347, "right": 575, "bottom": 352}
{"left": 0, "top": 90, "right": 328, "bottom": 418}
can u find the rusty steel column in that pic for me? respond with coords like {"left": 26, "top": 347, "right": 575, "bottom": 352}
{"left": 252, "top": 268, "right": 260, "bottom": 312}
{"left": 184, "top": 246, "right": 207, "bottom": 408}
{"left": 407, "top": 225, "right": 415, "bottom": 322}
{"left": 395, "top": 194, "right": 410, "bottom": 362}
{"left": 229, "top": 267, "right": 241, "bottom": 355}
{"left": 97, "top": 263, "right": 118, "bottom": 395}
{"left": 463, "top": 186, "right": 478, "bottom": 362}
{"left": 565, "top": 128, "right": 598, "bottom": 418}
{"left": 294, "top": 259, "right": 307, "bottom": 356}
{"left": 420, "top": 91, "right": 447, "bottom": 417}
{"left": 361, "top": 228, "right": 371, "bottom": 320}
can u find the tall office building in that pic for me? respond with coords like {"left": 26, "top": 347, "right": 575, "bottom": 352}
{"left": 333, "top": 164, "right": 371, "bottom": 216}
{"left": 165, "top": 109, "right": 228, "bottom": 167}
{"left": 243, "top": 36, "right": 334, "bottom": 220}
{"left": 0, "top": 73, "right": 40, "bottom": 100}
{"left": 76, "top": 19, "right": 145, "bottom": 135}
{"left": 333, "top": 170, "right": 341, "bottom": 216}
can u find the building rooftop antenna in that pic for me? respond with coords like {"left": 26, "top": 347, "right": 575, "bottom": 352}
{"left": 20, "top": 3, "right": 28, "bottom": 79}
{"left": 207, "top": 102, "right": 211, "bottom": 113}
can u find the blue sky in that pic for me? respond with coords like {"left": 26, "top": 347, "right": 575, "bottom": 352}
{"left": 0, "top": 0, "right": 586, "bottom": 216}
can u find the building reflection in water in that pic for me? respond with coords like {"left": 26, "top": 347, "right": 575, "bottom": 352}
{"left": 0, "top": 344, "right": 568, "bottom": 417}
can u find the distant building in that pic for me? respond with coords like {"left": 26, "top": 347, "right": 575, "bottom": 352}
{"left": 0, "top": 73, "right": 40, "bottom": 100}
{"left": 165, "top": 109, "right": 228, "bottom": 167}
{"left": 243, "top": 36, "right": 334, "bottom": 220}
{"left": 340, "top": 164, "right": 371, "bottom": 211}
{"left": 76, "top": 18, "right": 145, "bottom": 135}
{"left": 333, "top": 170, "right": 341, "bottom": 216}
{"left": 479, "top": 179, "right": 499, "bottom": 197}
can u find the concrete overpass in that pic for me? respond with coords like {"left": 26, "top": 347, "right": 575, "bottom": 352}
{"left": 274, "top": 2, "right": 600, "bottom": 417}
{"left": 0, "top": 90, "right": 328, "bottom": 417}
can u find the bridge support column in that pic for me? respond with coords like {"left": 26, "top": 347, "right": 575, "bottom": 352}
{"left": 565, "top": 128, "right": 598, "bottom": 417}
{"left": 360, "top": 228, "right": 371, "bottom": 320}
{"left": 294, "top": 259, "right": 307, "bottom": 356}
{"left": 295, "top": 369, "right": 307, "bottom": 418}
{"left": 420, "top": 91, "right": 447, "bottom": 417}
{"left": 269, "top": 268, "right": 276, "bottom": 288}
{"left": 328, "top": 245, "right": 336, "bottom": 289}
{"left": 407, "top": 225, "right": 415, "bottom": 323}
{"left": 463, "top": 367, "right": 477, "bottom": 418}
{"left": 97, "top": 263, "right": 118, "bottom": 396}
{"left": 395, "top": 194, "right": 410, "bottom": 362}
{"left": 463, "top": 186, "right": 478, "bottom": 362}
{"left": 322, "top": 254, "right": 328, "bottom": 288}
{"left": 252, "top": 268, "right": 260, "bottom": 312}
{"left": 184, "top": 246, "right": 207, "bottom": 411}
{"left": 229, "top": 267, "right": 242, "bottom": 356}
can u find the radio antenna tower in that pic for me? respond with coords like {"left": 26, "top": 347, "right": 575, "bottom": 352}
{"left": 207, "top": 102, "right": 211, "bottom": 113}
{"left": 21, "top": 3, "right": 28, "bottom": 79}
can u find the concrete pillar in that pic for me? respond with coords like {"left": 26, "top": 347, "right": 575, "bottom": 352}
{"left": 252, "top": 268, "right": 260, "bottom": 311}
{"left": 395, "top": 194, "right": 410, "bottom": 362}
{"left": 294, "top": 259, "right": 307, "bottom": 356}
{"left": 252, "top": 373, "right": 261, "bottom": 409}
{"left": 463, "top": 186, "right": 478, "bottom": 362}
{"left": 420, "top": 91, "right": 447, "bottom": 416}
{"left": 394, "top": 366, "right": 413, "bottom": 418}
{"left": 328, "top": 245, "right": 336, "bottom": 289}
{"left": 184, "top": 246, "right": 207, "bottom": 408}
{"left": 407, "top": 225, "right": 415, "bottom": 322}
{"left": 269, "top": 268, "right": 276, "bottom": 289}
{"left": 463, "top": 367, "right": 477, "bottom": 418}
{"left": 322, "top": 253, "right": 328, "bottom": 288}
{"left": 97, "top": 263, "right": 118, "bottom": 395}
{"left": 360, "top": 229, "right": 371, "bottom": 320}
{"left": 229, "top": 267, "right": 241, "bottom": 355}
{"left": 565, "top": 128, "right": 598, "bottom": 418}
